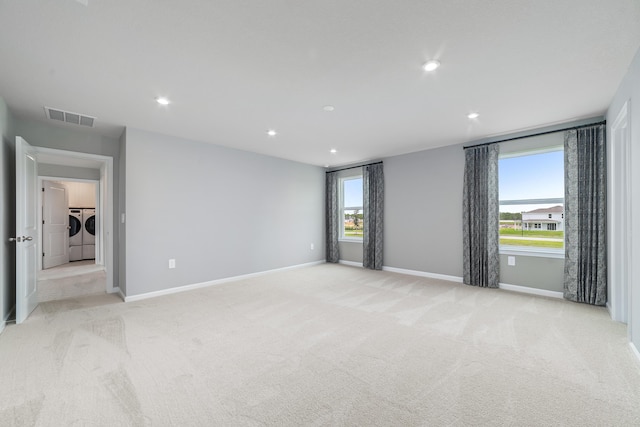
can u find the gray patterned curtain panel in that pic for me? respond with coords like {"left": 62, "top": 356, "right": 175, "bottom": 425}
{"left": 326, "top": 171, "right": 340, "bottom": 263}
{"left": 462, "top": 144, "right": 500, "bottom": 288}
{"left": 363, "top": 163, "right": 384, "bottom": 270}
{"left": 564, "top": 125, "right": 607, "bottom": 305}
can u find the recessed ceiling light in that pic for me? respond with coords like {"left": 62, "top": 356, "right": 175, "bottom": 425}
{"left": 467, "top": 112, "right": 480, "bottom": 119}
{"left": 323, "top": 105, "right": 335, "bottom": 112}
{"left": 156, "top": 97, "right": 170, "bottom": 105}
{"left": 267, "top": 129, "right": 277, "bottom": 137}
{"left": 422, "top": 60, "right": 440, "bottom": 72}
{"left": 330, "top": 149, "right": 337, "bottom": 154}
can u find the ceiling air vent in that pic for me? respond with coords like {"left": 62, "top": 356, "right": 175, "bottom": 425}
{"left": 44, "top": 107, "right": 96, "bottom": 128}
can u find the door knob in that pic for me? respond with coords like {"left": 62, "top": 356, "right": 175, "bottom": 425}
{"left": 8, "top": 236, "right": 33, "bottom": 242}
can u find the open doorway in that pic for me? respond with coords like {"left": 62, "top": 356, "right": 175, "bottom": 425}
{"left": 34, "top": 147, "right": 114, "bottom": 302}
{"left": 38, "top": 179, "right": 106, "bottom": 302}
{"left": 37, "top": 177, "right": 105, "bottom": 302}
{"left": 40, "top": 179, "right": 98, "bottom": 269}
{"left": 14, "top": 137, "right": 115, "bottom": 324}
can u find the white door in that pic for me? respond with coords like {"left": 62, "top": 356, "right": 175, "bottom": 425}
{"left": 43, "top": 180, "right": 69, "bottom": 269}
{"left": 15, "top": 137, "right": 39, "bottom": 324}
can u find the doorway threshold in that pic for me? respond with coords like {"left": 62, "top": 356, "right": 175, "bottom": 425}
{"left": 38, "top": 261, "right": 104, "bottom": 281}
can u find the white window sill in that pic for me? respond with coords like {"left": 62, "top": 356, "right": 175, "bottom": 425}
{"left": 500, "top": 247, "right": 565, "bottom": 259}
{"left": 339, "top": 238, "right": 363, "bottom": 243}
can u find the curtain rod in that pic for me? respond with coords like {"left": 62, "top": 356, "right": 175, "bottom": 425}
{"left": 326, "top": 161, "right": 383, "bottom": 173}
{"left": 463, "top": 120, "right": 606, "bottom": 150}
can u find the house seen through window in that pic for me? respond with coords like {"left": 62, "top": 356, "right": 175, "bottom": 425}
{"left": 499, "top": 148, "right": 564, "bottom": 252}
{"left": 341, "top": 176, "right": 363, "bottom": 240}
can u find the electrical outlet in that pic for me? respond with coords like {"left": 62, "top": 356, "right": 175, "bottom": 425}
{"left": 310, "top": 243, "right": 314, "bottom": 250}
{"left": 169, "top": 259, "right": 176, "bottom": 269}
{"left": 508, "top": 256, "right": 516, "bottom": 266}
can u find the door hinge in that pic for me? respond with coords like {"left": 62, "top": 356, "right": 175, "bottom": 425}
{"left": 42, "top": 188, "right": 44, "bottom": 192}
{"left": 42, "top": 220, "right": 45, "bottom": 224}
{"left": 42, "top": 253, "right": 45, "bottom": 257}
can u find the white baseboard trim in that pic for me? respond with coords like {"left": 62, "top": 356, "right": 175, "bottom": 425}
{"left": 499, "top": 282, "right": 563, "bottom": 299}
{"left": 124, "top": 260, "right": 325, "bottom": 303}
{"left": 630, "top": 342, "right": 640, "bottom": 365}
{"left": 339, "top": 260, "right": 363, "bottom": 268}
{"left": 382, "top": 266, "right": 464, "bottom": 283}
{"left": 378, "top": 266, "right": 563, "bottom": 299}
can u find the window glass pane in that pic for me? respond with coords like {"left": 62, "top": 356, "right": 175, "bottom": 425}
{"left": 343, "top": 209, "right": 363, "bottom": 238}
{"left": 499, "top": 150, "right": 564, "bottom": 250}
{"left": 499, "top": 151, "right": 564, "bottom": 200}
{"left": 344, "top": 178, "right": 363, "bottom": 207}
{"left": 341, "top": 177, "right": 363, "bottom": 239}
{"left": 499, "top": 203, "right": 564, "bottom": 249}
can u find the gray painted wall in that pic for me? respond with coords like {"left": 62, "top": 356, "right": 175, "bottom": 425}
{"left": 384, "top": 144, "right": 464, "bottom": 277}
{"left": 124, "top": 128, "right": 325, "bottom": 297}
{"left": 118, "top": 131, "right": 127, "bottom": 295}
{"left": 12, "top": 118, "right": 121, "bottom": 289}
{"left": 499, "top": 255, "right": 563, "bottom": 292}
{"left": 0, "top": 96, "right": 16, "bottom": 329}
{"left": 339, "top": 242, "right": 363, "bottom": 264}
{"left": 607, "top": 46, "right": 640, "bottom": 352}
{"left": 13, "top": 118, "right": 121, "bottom": 159}
{"left": 38, "top": 163, "right": 101, "bottom": 181}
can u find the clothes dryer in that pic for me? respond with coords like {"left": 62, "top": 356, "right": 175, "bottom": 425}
{"left": 69, "top": 208, "right": 83, "bottom": 261}
{"left": 82, "top": 208, "right": 96, "bottom": 260}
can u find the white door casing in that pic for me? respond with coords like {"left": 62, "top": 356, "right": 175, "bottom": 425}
{"left": 42, "top": 180, "right": 70, "bottom": 269}
{"left": 34, "top": 147, "right": 115, "bottom": 294}
{"left": 15, "top": 137, "right": 39, "bottom": 324}
{"left": 609, "top": 101, "right": 631, "bottom": 325}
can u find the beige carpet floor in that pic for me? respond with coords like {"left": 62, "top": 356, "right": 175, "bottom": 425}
{"left": 37, "top": 269, "right": 106, "bottom": 303}
{"left": 1, "top": 264, "right": 639, "bottom": 426}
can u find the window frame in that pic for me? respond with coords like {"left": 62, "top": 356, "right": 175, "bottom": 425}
{"left": 498, "top": 145, "right": 565, "bottom": 259}
{"left": 339, "top": 175, "right": 364, "bottom": 242}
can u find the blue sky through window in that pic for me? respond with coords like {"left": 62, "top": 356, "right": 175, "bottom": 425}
{"left": 344, "top": 178, "right": 363, "bottom": 207}
{"left": 499, "top": 150, "right": 564, "bottom": 213}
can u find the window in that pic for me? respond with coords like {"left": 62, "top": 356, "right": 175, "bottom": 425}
{"left": 499, "top": 148, "right": 564, "bottom": 255}
{"left": 340, "top": 176, "right": 363, "bottom": 240}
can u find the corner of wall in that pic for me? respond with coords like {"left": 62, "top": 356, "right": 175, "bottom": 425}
{"left": 118, "top": 128, "right": 127, "bottom": 296}
{"left": 0, "top": 96, "right": 16, "bottom": 331}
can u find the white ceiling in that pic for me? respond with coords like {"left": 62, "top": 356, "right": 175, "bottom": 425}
{"left": 1, "top": 0, "right": 639, "bottom": 167}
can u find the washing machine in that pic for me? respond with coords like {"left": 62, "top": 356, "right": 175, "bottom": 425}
{"left": 82, "top": 208, "right": 96, "bottom": 260}
{"left": 69, "top": 208, "right": 84, "bottom": 261}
